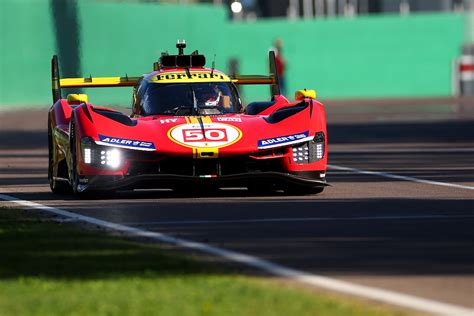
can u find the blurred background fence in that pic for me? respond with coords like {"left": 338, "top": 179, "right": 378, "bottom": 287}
{"left": 0, "top": 0, "right": 471, "bottom": 109}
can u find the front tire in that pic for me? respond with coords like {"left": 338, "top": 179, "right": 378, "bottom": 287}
{"left": 69, "top": 120, "right": 114, "bottom": 199}
{"left": 69, "top": 120, "right": 91, "bottom": 198}
{"left": 48, "top": 116, "right": 71, "bottom": 194}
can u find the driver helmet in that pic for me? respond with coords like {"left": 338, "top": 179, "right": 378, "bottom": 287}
{"left": 198, "top": 85, "right": 221, "bottom": 106}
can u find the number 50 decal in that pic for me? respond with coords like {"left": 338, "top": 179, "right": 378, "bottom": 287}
{"left": 183, "top": 129, "right": 228, "bottom": 142}
{"left": 169, "top": 123, "right": 242, "bottom": 148}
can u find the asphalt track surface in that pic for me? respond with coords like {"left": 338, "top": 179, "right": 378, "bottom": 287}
{"left": 1, "top": 104, "right": 473, "bottom": 314}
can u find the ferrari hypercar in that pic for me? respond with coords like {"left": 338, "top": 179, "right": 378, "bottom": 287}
{"left": 48, "top": 40, "right": 328, "bottom": 197}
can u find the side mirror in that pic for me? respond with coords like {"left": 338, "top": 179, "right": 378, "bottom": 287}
{"left": 294, "top": 89, "right": 316, "bottom": 101}
{"left": 67, "top": 94, "right": 89, "bottom": 104}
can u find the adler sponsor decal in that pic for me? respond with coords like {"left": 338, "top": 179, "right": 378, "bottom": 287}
{"left": 258, "top": 131, "right": 310, "bottom": 149}
{"left": 98, "top": 135, "right": 155, "bottom": 151}
{"left": 168, "top": 123, "right": 242, "bottom": 148}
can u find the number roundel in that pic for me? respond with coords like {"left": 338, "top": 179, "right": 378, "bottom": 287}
{"left": 168, "top": 123, "right": 242, "bottom": 148}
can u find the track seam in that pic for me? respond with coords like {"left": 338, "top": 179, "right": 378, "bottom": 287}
{"left": 121, "top": 214, "right": 474, "bottom": 227}
{"left": 1, "top": 193, "right": 472, "bottom": 316}
{"left": 328, "top": 164, "right": 474, "bottom": 190}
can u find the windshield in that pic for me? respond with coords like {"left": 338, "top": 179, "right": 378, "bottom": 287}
{"left": 141, "top": 82, "right": 242, "bottom": 116}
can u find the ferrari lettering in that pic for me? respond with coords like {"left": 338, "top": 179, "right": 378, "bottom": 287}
{"left": 258, "top": 131, "right": 310, "bottom": 149}
{"left": 156, "top": 72, "right": 226, "bottom": 81}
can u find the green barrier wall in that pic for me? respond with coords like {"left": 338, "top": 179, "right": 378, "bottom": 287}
{"left": 77, "top": 1, "right": 228, "bottom": 110}
{"left": 229, "top": 13, "right": 464, "bottom": 100}
{"left": 0, "top": 0, "right": 464, "bottom": 109}
{"left": 0, "top": 0, "right": 56, "bottom": 107}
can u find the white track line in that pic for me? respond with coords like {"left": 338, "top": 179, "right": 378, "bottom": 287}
{"left": 329, "top": 164, "right": 474, "bottom": 191}
{"left": 331, "top": 148, "right": 474, "bottom": 154}
{"left": 122, "top": 214, "right": 474, "bottom": 227}
{"left": 1, "top": 193, "right": 472, "bottom": 316}
{"left": 332, "top": 148, "right": 474, "bottom": 153}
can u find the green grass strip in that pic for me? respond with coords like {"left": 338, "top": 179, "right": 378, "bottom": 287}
{"left": 0, "top": 208, "right": 411, "bottom": 316}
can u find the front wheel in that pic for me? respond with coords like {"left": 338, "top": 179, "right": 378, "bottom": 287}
{"left": 69, "top": 120, "right": 114, "bottom": 199}
{"left": 48, "top": 116, "right": 71, "bottom": 194}
{"left": 69, "top": 120, "right": 93, "bottom": 198}
{"left": 69, "top": 120, "right": 85, "bottom": 197}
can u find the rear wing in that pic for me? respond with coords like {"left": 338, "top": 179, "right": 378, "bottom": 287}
{"left": 51, "top": 55, "right": 140, "bottom": 103}
{"left": 51, "top": 51, "right": 280, "bottom": 103}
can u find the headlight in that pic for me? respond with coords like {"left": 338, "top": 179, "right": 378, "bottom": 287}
{"left": 291, "top": 132, "right": 325, "bottom": 164}
{"left": 100, "top": 149, "right": 121, "bottom": 168}
{"left": 83, "top": 148, "right": 92, "bottom": 164}
{"left": 292, "top": 145, "right": 309, "bottom": 163}
{"left": 81, "top": 137, "right": 122, "bottom": 168}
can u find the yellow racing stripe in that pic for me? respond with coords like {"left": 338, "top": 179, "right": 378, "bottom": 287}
{"left": 201, "top": 116, "right": 212, "bottom": 123}
{"left": 196, "top": 147, "right": 218, "bottom": 159}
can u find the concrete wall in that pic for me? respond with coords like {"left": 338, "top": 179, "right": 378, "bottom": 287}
{"left": 0, "top": 0, "right": 464, "bottom": 109}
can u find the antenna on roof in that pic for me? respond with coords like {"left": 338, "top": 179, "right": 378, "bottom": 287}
{"left": 210, "top": 54, "right": 216, "bottom": 77}
{"left": 176, "top": 39, "right": 186, "bottom": 55}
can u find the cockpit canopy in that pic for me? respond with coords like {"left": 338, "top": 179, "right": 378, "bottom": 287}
{"left": 134, "top": 81, "right": 242, "bottom": 116}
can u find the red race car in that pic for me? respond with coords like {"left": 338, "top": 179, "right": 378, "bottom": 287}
{"left": 48, "top": 40, "right": 328, "bottom": 197}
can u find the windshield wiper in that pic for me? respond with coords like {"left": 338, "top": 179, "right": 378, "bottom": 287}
{"left": 191, "top": 86, "right": 198, "bottom": 116}
{"left": 197, "top": 116, "right": 207, "bottom": 141}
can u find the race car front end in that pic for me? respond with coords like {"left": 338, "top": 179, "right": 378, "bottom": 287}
{"left": 74, "top": 132, "right": 328, "bottom": 193}
{"left": 71, "top": 100, "right": 328, "bottom": 195}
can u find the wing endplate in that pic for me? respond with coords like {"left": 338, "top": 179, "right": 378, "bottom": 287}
{"left": 230, "top": 51, "right": 281, "bottom": 96}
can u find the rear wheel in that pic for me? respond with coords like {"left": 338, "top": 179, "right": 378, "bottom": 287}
{"left": 48, "top": 116, "right": 71, "bottom": 194}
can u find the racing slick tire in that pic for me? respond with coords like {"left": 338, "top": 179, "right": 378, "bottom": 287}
{"left": 48, "top": 116, "right": 71, "bottom": 194}
{"left": 69, "top": 120, "right": 86, "bottom": 198}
